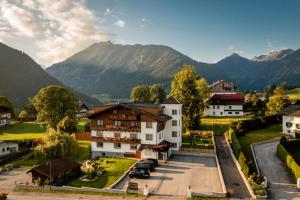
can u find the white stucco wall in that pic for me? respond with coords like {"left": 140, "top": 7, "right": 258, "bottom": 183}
{"left": 205, "top": 105, "right": 244, "bottom": 117}
{"left": 282, "top": 115, "right": 300, "bottom": 137}
{"left": 0, "top": 142, "right": 18, "bottom": 157}
{"left": 141, "top": 122, "right": 158, "bottom": 145}
{"left": 91, "top": 141, "right": 137, "bottom": 154}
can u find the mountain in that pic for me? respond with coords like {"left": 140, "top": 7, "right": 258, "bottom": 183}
{"left": 0, "top": 42, "right": 99, "bottom": 108}
{"left": 252, "top": 49, "right": 295, "bottom": 61}
{"left": 46, "top": 42, "right": 300, "bottom": 100}
{"left": 46, "top": 42, "right": 226, "bottom": 99}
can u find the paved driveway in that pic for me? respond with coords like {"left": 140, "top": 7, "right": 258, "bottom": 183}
{"left": 253, "top": 140, "right": 300, "bottom": 199}
{"left": 0, "top": 168, "right": 31, "bottom": 192}
{"left": 113, "top": 155, "right": 223, "bottom": 196}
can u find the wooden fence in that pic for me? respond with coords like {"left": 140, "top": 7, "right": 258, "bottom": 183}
{"left": 75, "top": 132, "right": 91, "bottom": 140}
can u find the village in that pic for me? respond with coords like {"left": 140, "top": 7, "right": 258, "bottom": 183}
{"left": 1, "top": 66, "right": 300, "bottom": 200}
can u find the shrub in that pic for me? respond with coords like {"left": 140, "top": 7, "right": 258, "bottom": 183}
{"left": 277, "top": 144, "right": 300, "bottom": 179}
{"left": 280, "top": 136, "right": 288, "bottom": 147}
{"left": 57, "top": 116, "right": 77, "bottom": 134}
{"left": 84, "top": 121, "right": 91, "bottom": 132}
{"left": 0, "top": 193, "right": 7, "bottom": 200}
{"left": 18, "top": 110, "right": 29, "bottom": 119}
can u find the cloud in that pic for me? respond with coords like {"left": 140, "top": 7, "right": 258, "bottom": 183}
{"left": 0, "top": 0, "right": 113, "bottom": 66}
{"left": 114, "top": 19, "right": 125, "bottom": 28}
{"left": 104, "top": 8, "right": 111, "bottom": 15}
{"left": 227, "top": 45, "right": 234, "bottom": 51}
{"left": 227, "top": 45, "right": 245, "bottom": 55}
{"left": 141, "top": 18, "right": 146, "bottom": 22}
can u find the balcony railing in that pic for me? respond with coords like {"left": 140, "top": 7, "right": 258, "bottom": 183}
{"left": 91, "top": 125, "right": 141, "bottom": 132}
{"left": 91, "top": 136, "right": 141, "bottom": 144}
{"left": 109, "top": 114, "right": 137, "bottom": 121}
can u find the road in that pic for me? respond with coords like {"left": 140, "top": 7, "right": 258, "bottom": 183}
{"left": 214, "top": 135, "right": 252, "bottom": 199}
{"left": 253, "top": 140, "right": 300, "bottom": 199}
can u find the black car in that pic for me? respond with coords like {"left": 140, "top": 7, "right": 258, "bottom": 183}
{"left": 129, "top": 168, "right": 150, "bottom": 179}
{"left": 145, "top": 158, "right": 158, "bottom": 167}
{"left": 134, "top": 162, "right": 155, "bottom": 172}
{"left": 140, "top": 159, "right": 156, "bottom": 170}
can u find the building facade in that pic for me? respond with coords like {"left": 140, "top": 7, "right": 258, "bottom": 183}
{"left": 205, "top": 93, "right": 244, "bottom": 117}
{"left": 0, "top": 106, "right": 12, "bottom": 127}
{"left": 88, "top": 96, "right": 182, "bottom": 160}
{"left": 282, "top": 105, "right": 300, "bottom": 137}
{"left": 209, "top": 80, "right": 238, "bottom": 94}
{"left": 0, "top": 141, "right": 18, "bottom": 157}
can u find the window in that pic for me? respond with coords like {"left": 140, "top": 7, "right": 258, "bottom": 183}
{"left": 171, "top": 143, "right": 177, "bottom": 148}
{"left": 97, "top": 120, "right": 104, "bottom": 126}
{"left": 113, "top": 110, "right": 118, "bottom": 114}
{"left": 172, "top": 131, "right": 177, "bottom": 137}
{"left": 130, "top": 133, "right": 137, "bottom": 139}
{"left": 286, "top": 122, "right": 293, "bottom": 128}
{"left": 96, "top": 142, "right": 103, "bottom": 148}
{"left": 159, "top": 132, "right": 162, "bottom": 139}
{"left": 172, "top": 109, "right": 177, "bottom": 115}
{"left": 146, "top": 122, "right": 153, "bottom": 128}
{"left": 2, "top": 148, "right": 5, "bottom": 152}
{"left": 172, "top": 120, "right": 177, "bottom": 126}
{"left": 114, "top": 121, "right": 121, "bottom": 126}
{"left": 96, "top": 131, "right": 103, "bottom": 137}
{"left": 130, "top": 121, "right": 138, "bottom": 127}
{"left": 6, "top": 147, "right": 9, "bottom": 151}
{"left": 229, "top": 106, "right": 232, "bottom": 109}
{"left": 146, "top": 134, "right": 153, "bottom": 141}
{"left": 228, "top": 112, "right": 232, "bottom": 114}
{"left": 114, "top": 132, "right": 121, "bottom": 138}
{"left": 114, "top": 143, "right": 121, "bottom": 149}
{"left": 296, "top": 124, "right": 300, "bottom": 129}
{"left": 220, "top": 112, "right": 223, "bottom": 116}
{"left": 235, "top": 112, "right": 239, "bottom": 114}
{"left": 130, "top": 145, "right": 137, "bottom": 150}
{"left": 213, "top": 111, "right": 216, "bottom": 115}
{"left": 213, "top": 106, "right": 215, "bottom": 109}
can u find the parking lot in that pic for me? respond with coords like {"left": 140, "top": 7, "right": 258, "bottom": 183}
{"left": 113, "top": 155, "right": 224, "bottom": 196}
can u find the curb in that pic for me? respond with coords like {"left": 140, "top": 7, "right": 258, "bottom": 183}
{"left": 213, "top": 137, "right": 227, "bottom": 195}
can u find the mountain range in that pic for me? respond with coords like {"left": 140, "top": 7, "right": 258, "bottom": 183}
{"left": 46, "top": 42, "right": 300, "bottom": 100}
{"left": 0, "top": 42, "right": 99, "bottom": 108}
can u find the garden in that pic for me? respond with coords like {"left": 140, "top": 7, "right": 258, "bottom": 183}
{"left": 182, "top": 130, "right": 214, "bottom": 149}
{"left": 66, "top": 157, "right": 136, "bottom": 188}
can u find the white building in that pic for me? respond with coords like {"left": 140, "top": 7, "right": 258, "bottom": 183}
{"left": 0, "top": 141, "right": 18, "bottom": 157}
{"left": 88, "top": 96, "right": 182, "bottom": 160}
{"left": 0, "top": 106, "right": 11, "bottom": 127}
{"left": 205, "top": 93, "right": 244, "bottom": 117}
{"left": 282, "top": 105, "right": 300, "bottom": 137}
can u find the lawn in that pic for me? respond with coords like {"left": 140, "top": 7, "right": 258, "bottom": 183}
{"left": 67, "top": 158, "right": 137, "bottom": 189}
{"left": 287, "top": 88, "right": 300, "bottom": 100}
{"left": 238, "top": 124, "right": 283, "bottom": 171}
{"left": 0, "top": 121, "right": 46, "bottom": 140}
{"left": 182, "top": 131, "right": 214, "bottom": 149}
{"left": 76, "top": 119, "right": 90, "bottom": 132}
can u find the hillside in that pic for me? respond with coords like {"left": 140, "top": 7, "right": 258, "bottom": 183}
{"left": 46, "top": 42, "right": 300, "bottom": 100}
{"left": 287, "top": 88, "right": 300, "bottom": 100}
{"left": 0, "top": 43, "right": 99, "bottom": 108}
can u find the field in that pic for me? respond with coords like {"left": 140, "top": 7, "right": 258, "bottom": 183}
{"left": 67, "top": 158, "right": 136, "bottom": 188}
{"left": 287, "top": 88, "right": 300, "bottom": 100}
{"left": 0, "top": 121, "right": 46, "bottom": 140}
{"left": 238, "top": 124, "right": 283, "bottom": 171}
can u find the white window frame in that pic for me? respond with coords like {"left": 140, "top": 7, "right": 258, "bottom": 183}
{"left": 146, "top": 134, "right": 153, "bottom": 141}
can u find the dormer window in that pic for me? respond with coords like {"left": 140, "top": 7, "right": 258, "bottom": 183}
{"left": 113, "top": 110, "right": 118, "bottom": 114}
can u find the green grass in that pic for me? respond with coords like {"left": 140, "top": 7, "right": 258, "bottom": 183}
{"left": 67, "top": 158, "right": 136, "bottom": 189}
{"left": 76, "top": 119, "right": 90, "bottom": 132}
{"left": 287, "top": 88, "right": 300, "bottom": 100}
{"left": 238, "top": 124, "right": 283, "bottom": 171}
{"left": 0, "top": 121, "right": 46, "bottom": 140}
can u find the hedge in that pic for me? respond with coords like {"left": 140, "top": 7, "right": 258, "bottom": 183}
{"left": 277, "top": 144, "right": 300, "bottom": 179}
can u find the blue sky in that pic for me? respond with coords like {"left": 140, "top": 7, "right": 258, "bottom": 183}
{"left": 1, "top": 0, "right": 300, "bottom": 66}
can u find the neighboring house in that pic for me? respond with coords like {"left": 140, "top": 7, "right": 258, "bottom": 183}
{"left": 88, "top": 96, "right": 182, "bottom": 161}
{"left": 205, "top": 93, "right": 244, "bottom": 117}
{"left": 0, "top": 141, "right": 18, "bottom": 157}
{"left": 0, "top": 106, "right": 12, "bottom": 127}
{"left": 77, "top": 102, "right": 89, "bottom": 118}
{"left": 282, "top": 105, "right": 300, "bottom": 137}
{"left": 209, "top": 80, "right": 238, "bottom": 94}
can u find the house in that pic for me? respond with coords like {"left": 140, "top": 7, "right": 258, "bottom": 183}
{"left": 0, "top": 106, "right": 12, "bottom": 127}
{"left": 205, "top": 93, "right": 244, "bottom": 117}
{"left": 209, "top": 80, "right": 238, "bottom": 94}
{"left": 0, "top": 141, "right": 18, "bottom": 157}
{"left": 27, "top": 157, "right": 81, "bottom": 185}
{"left": 77, "top": 101, "right": 89, "bottom": 118}
{"left": 88, "top": 96, "right": 182, "bottom": 161}
{"left": 281, "top": 105, "right": 300, "bottom": 137}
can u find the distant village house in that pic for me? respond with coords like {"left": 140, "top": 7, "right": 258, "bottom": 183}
{"left": 209, "top": 80, "right": 238, "bottom": 94}
{"left": 0, "top": 106, "right": 12, "bottom": 127}
{"left": 0, "top": 141, "right": 18, "bottom": 157}
{"left": 282, "top": 105, "right": 300, "bottom": 138}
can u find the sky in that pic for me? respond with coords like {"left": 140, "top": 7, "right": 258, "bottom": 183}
{"left": 1, "top": 0, "right": 300, "bottom": 67}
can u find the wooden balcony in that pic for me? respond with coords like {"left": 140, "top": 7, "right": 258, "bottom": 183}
{"left": 91, "top": 136, "right": 141, "bottom": 144}
{"left": 91, "top": 125, "right": 141, "bottom": 132}
{"left": 109, "top": 114, "right": 137, "bottom": 121}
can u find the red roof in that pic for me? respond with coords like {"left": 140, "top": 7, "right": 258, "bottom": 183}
{"left": 209, "top": 93, "right": 244, "bottom": 105}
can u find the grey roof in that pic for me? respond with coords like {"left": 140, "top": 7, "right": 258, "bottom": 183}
{"left": 281, "top": 105, "right": 300, "bottom": 116}
{"left": 162, "top": 96, "right": 181, "bottom": 104}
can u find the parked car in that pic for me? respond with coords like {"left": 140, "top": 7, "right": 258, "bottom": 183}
{"left": 144, "top": 158, "right": 158, "bottom": 167}
{"left": 134, "top": 162, "right": 154, "bottom": 172}
{"left": 129, "top": 168, "right": 150, "bottom": 179}
{"left": 140, "top": 159, "right": 156, "bottom": 170}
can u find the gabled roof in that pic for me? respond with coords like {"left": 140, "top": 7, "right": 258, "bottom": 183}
{"left": 281, "top": 105, "right": 300, "bottom": 116}
{"left": 162, "top": 96, "right": 181, "bottom": 104}
{"left": 209, "top": 93, "right": 244, "bottom": 105}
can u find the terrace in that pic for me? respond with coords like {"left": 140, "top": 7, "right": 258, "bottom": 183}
{"left": 91, "top": 136, "right": 141, "bottom": 144}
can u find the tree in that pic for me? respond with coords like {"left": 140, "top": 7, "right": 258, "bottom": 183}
{"left": 57, "top": 116, "right": 77, "bottom": 134}
{"left": 266, "top": 84, "right": 290, "bottom": 115}
{"left": 31, "top": 86, "right": 79, "bottom": 129}
{"left": 130, "top": 84, "right": 166, "bottom": 104}
{"left": 195, "top": 78, "right": 210, "bottom": 112}
{"left": 149, "top": 84, "right": 166, "bottom": 104}
{"left": 170, "top": 65, "right": 202, "bottom": 130}
{"left": 34, "top": 128, "right": 78, "bottom": 161}
{"left": 18, "top": 110, "right": 28, "bottom": 119}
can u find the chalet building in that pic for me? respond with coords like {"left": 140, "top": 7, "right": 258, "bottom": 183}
{"left": 282, "top": 105, "right": 300, "bottom": 137}
{"left": 0, "top": 141, "right": 18, "bottom": 157}
{"left": 209, "top": 80, "right": 238, "bottom": 94}
{"left": 0, "top": 106, "right": 12, "bottom": 127}
{"left": 88, "top": 96, "right": 182, "bottom": 160}
{"left": 205, "top": 93, "right": 244, "bottom": 117}
{"left": 77, "top": 101, "right": 89, "bottom": 118}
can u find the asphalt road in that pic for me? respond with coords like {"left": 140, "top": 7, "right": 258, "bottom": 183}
{"left": 214, "top": 135, "right": 252, "bottom": 199}
{"left": 253, "top": 140, "right": 300, "bottom": 199}
{"left": 113, "top": 154, "right": 223, "bottom": 196}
